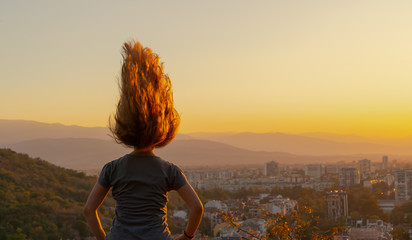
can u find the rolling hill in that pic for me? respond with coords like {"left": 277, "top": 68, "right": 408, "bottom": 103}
{"left": 0, "top": 148, "right": 114, "bottom": 239}
{"left": 6, "top": 137, "right": 296, "bottom": 170}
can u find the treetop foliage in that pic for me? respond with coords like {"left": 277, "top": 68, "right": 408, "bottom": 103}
{"left": 0, "top": 148, "right": 114, "bottom": 240}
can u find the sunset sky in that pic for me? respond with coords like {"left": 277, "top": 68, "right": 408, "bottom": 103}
{"left": 1, "top": 1, "right": 412, "bottom": 137}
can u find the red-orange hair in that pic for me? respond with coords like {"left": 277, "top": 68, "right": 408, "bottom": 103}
{"left": 110, "top": 40, "right": 180, "bottom": 150}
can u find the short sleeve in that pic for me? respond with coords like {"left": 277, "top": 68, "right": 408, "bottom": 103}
{"left": 169, "top": 164, "right": 188, "bottom": 191}
{"left": 98, "top": 162, "right": 112, "bottom": 188}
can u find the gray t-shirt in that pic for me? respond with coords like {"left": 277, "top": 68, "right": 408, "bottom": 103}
{"left": 98, "top": 154, "right": 188, "bottom": 240}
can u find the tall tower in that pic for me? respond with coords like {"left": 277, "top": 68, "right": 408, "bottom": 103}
{"left": 382, "top": 155, "right": 388, "bottom": 170}
{"left": 264, "top": 161, "right": 279, "bottom": 176}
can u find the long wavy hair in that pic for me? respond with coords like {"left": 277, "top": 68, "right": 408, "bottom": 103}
{"left": 110, "top": 40, "right": 180, "bottom": 150}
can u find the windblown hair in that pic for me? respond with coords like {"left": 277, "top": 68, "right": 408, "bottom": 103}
{"left": 110, "top": 40, "right": 180, "bottom": 150}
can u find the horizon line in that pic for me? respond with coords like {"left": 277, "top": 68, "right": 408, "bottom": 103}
{"left": 1, "top": 118, "right": 412, "bottom": 139}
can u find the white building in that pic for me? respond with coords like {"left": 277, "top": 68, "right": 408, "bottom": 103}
{"left": 304, "top": 164, "right": 323, "bottom": 179}
{"left": 357, "top": 159, "right": 371, "bottom": 178}
{"left": 172, "top": 210, "right": 188, "bottom": 221}
{"left": 325, "top": 164, "right": 341, "bottom": 175}
{"left": 204, "top": 200, "right": 229, "bottom": 226}
{"left": 346, "top": 219, "right": 393, "bottom": 240}
{"left": 263, "top": 195, "right": 297, "bottom": 215}
{"left": 395, "top": 169, "right": 412, "bottom": 201}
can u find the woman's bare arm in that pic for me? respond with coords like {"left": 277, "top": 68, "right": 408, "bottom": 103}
{"left": 84, "top": 182, "right": 111, "bottom": 240}
{"left": 175, "top": 183, "right": 203, "bottom": 239}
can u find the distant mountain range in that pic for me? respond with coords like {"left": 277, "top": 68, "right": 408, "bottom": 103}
{"left": 186, "top": 132, "right": 412, "bottom": 155}
{"left": 1, "top": 119, "right": 411, "bottom": 170}
{"left": 0, "top": 119, "right": 111, "bottom": 144}
{"left": 5, "top": 137, "right": 295, "bottom": 170}
{"left": 6, "top": 137, "right": 129, "bottom": 170}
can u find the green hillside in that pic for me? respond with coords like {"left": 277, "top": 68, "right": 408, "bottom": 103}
{"left": 0, "top": 148, "right": 115, "bottom": 240}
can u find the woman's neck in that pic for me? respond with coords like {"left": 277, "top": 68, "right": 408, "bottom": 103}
{"left": 131, "top": 148, "right": 154, "bottom": 156}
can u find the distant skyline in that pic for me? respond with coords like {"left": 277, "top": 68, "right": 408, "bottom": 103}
{"left": 1, "top": 1, "right": 412, "bottom": 137}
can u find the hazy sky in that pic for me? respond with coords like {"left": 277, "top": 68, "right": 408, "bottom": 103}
{"left": 1, "top": 1, "right": 412, "bottom": 137}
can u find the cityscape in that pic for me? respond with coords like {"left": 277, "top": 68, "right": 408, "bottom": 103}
{"left": 162, "top": 156, "right": 412, "bottom": 239}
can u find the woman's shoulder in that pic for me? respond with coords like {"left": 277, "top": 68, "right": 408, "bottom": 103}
{"left": 104, "top": 154, "right": 127, "bottom": 165}
{"left": 100, "top": 154, "right": 131, "bottom": 171}
{"left": 154, "top": 156, "right": 182, "bottom": 169}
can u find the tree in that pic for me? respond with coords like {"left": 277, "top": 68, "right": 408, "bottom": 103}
{"left": 0, "top": 149, "right": 115, "bottom": 239}
{"left": 6, "top": 228, "right": 29, "bottom": 240}
{"left": 392, "top": 227, "right": 410, "bottom": 240}
{"left": 392, "top": 210, "right": 405, "bottom": 226}
{"left": 219, "top": 205, "right": 340, "bottom": 240}
{"left": 372, "top": 182, "right": 393, "bottom": 200}
{"left": 347, "top": 185, "right": 384, "bottom": 219}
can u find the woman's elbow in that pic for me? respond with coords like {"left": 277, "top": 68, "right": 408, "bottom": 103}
{"left": 193, "top": 202, "right": 204, "bottom": 214}
{"left": 83, "top": 206, "right": 95, "bottom": 216}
